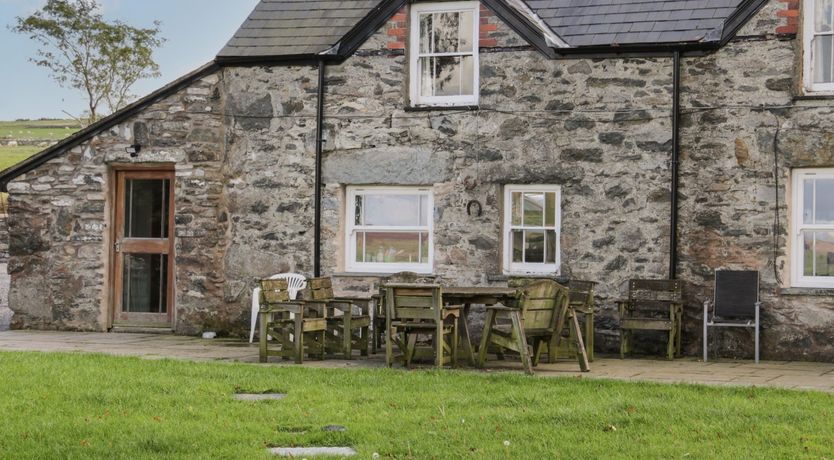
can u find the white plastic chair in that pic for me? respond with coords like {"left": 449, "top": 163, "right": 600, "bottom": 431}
{"left": 250, "top": 273, "right": 307, "bottom": 343}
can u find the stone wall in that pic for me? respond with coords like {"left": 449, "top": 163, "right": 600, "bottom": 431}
{"left": 6, "top": 72, "right": 228, "bottom": 333}
{"left": 6, "top": 0, "right": 834, "bottom": 361}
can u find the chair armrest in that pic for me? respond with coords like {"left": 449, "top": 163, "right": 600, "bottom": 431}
{"left": 485, "top": 305, "right": 515, "bottom": 311}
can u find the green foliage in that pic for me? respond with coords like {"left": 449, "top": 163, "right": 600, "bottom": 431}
{"left": 1, "top": 351, "right": 833, "bottom": 459}
{"left": 12, "top": 0, "right": 165, "bottom": 123}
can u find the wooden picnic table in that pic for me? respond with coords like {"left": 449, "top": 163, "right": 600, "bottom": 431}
{"left": 442, "top": 286, "right": 520, "bottom": 365}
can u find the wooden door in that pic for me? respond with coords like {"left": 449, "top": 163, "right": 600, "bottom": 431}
{"left": 112, "top": 170, "right": 175, "bottom": 328}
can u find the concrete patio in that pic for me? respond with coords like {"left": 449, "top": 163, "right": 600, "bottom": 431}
{"left": 1, "top": 330, "right": 833, "bottom": 393}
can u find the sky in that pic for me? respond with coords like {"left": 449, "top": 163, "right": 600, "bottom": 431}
{"left": 0, "top": 0, "right": 260, "bottom": 120}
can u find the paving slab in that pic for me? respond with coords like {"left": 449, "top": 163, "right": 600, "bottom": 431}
{"left": 269, "top": 447, "right": 356, "bottom": 457}
{"left": 233, "top": 393, "right": 287, "bottom": 401}
{"left": 2, "top": 330, "right": 834, "bottom": 392}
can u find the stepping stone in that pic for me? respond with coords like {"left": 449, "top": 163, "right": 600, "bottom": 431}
{"left": 322, "top": 425, "right": 347, "bottom": 432}
{"left": 269, "top": 447, "right": 357, "bottom": 457}
{"left": 233, "top": 393, "right": 287, "bottom": 401}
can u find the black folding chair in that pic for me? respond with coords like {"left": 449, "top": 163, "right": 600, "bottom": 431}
{"left": 703, "top": 270, "right": 761, "bottom": 363}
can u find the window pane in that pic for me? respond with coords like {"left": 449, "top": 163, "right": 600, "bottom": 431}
{"left": 816, "top": 0, "right": 833, "bottom": 33}
{"left": 419, "top": 195, "right": 429, "bottom": 226}
{"left": 458, "top": 11, "right": 473, "bottom": 52}
{"left": 546, "top": 230, "right": 557, "bottom": 264}
{"left": 124, "top": 179, "right": 169, "bottom": 239}
{"left": 525, "top": 230, "right": 545, "bottom": 263}
{"left": 355, "top": 232, "right": 365, "bottom": 263}
{"left": 420, "top": 231, "right": 429, "bottom": 262}
{"left": 523, "top": 193, "right": 545, "bottom": 227}
{"left": 362, "top": 194, "right": 422, "bottom": 226}
{"left": 460, "top": 55, "right": 474, "bottom": 96}
{"left": 419, "top": 13, "right": 432, "bottom": 54}
{"left": 804, "top": 231, "right": 834, "bottom": 277}
{"left": 804, "top": 179, "right": 814, "bottom": 224}
{"left": 813, "top": 35, "right": 833, "bottom": 84}
{"left": 420, "top": 57, "right": 433, "bottom": 97}
{"left": 434, "top": 56, "right": 462, "bottom": 96}
{"left": 815, "top": 178, "right": 834, "bottom": 224}
{"left": 545, "top": 192, "right": 556, "bottom": 227}
{"left": 122, "top": 253, "right": 167, "bottom": 313}
{"left": 355, "top": 195, "right": 363, "bottom": 225}
{"left": 511, "top": 192, "right": 522, "bottom": 226}
{"left": 512, "top": 230, "right": 523, "bottom": 263}
{"left": 433, "top": 12, "right": 460, "bottom": 53}
{"left": 365, "top": 232, "right": 422, "bottom": 263}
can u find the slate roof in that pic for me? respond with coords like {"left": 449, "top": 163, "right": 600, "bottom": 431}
{"left": 217, "top": 0, "right": 766, "bottom": 60}
{"left": 217, "top": 0, "right": 385, "bottom": 59}
{"left": 526, "top": 0, "right": 747, "bottom": 47}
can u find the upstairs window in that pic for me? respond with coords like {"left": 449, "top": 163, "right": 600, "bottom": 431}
{"left": 503, "top": 185, "right": 561, "bottom": 275}
{"left": 805, "top": 0, "right": 834, "bottom": 92}
{"left": 409, "top": 2, "right": 479, "bottom": 107}
{"left": 792, "top": 169, "right": 834, "bottom": 288}
{"left": 346, "top": 187, "right": 434, "bottom": 274}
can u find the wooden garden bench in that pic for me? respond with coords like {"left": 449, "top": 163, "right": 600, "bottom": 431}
{"left": 258, "top": 278, "right": 326, "bottom": 364}
{"left": 617, "top": 279, "right": 683, "bottom": 360}
{"left": 305, "top": 277, "right": 371, "bottom": 360}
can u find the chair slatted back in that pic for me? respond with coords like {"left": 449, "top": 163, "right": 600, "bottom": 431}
{"left": 517, "top": 280, "right": 565, "bottom": 331}
{"left": 567, "top": 280, "right": 596, "bottom": 308}
{"left": 376, "top": 272, "right": 437, "bottom": 317}
{"left": 384, "top": 284, "right": 442, "bottom": 323}
{"left": 628, "top": 279, "right": 683, "bottom": 311}
{"left": 304, "top": 277, "right": 334, "bottom": 301}
{"left": 260, "top": 279, "right": 290, "bottom": 305}
{"left": 714, "top": 270, "right": 759, "bottom": 318}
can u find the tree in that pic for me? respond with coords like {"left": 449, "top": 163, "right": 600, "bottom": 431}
{"left": 12, "top": 0, "right": 165, "bottom": 125}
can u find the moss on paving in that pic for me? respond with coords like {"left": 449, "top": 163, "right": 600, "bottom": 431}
{"left": 0, "top": 351, "right": 832, "bottom": 459}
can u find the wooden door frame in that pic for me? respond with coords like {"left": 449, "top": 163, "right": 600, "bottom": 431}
{"left": 109, "top": 164, "right": 176, "bottom": 329}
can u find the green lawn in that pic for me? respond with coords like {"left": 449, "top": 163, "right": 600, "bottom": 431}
{"left": 0, "top": 119, "right": 78, "bottom": 141}
{"left": 0, "top": 145, "right": 41, "bottom": 172}
{"left": 0, "top": 352, "right": 832, "bottom": 459}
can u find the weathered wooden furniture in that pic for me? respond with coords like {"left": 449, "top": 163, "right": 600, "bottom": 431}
{"left": 703, "top": 270, "right": 761, "bottom": 363}
{"left": 567, "top": 280, "right": 597, "bottom": 362}
{"left": 304, "top": 277, "right": 371, "bottom": 359}
{"left": 479, "top": 280, "right": 589, "bottom": 374}
{"left": 441, "top": 286, "right": 520, "bottom": 365}
{"left": 617, "top": 279, "right": 683, "bottom": 360}
{"left": 258, "top": 278, "right": 326, "bottom": 364}
{"left": 250, "top": 273, "right": 307, "bottom": 343}
{"left": 384, "top": 283, "right": 460, "bottom": 369}
{"left": 371, "top": 272, "right": 436, "bottom": 354}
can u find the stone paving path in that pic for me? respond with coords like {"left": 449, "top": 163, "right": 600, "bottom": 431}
{"left": 1, "top": 330, "right": 833, "bottom": 393}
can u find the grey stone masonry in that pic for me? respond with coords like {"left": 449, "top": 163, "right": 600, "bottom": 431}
{"left": 5, "top": 0, "right": 834, "bottom": 361}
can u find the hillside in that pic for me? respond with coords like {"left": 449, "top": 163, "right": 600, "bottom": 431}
{"left": 0, "top": 119, "right": 79, "bottom": 171}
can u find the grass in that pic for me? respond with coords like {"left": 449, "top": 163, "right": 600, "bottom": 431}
{"left": 0, "top": 352, "right": 833, "bottom": 459}
{"left": 0, "top": 119, "right": 79, "bottom": 141}
{"left": 0, "top": 145, "right": 41, "bottom": 172}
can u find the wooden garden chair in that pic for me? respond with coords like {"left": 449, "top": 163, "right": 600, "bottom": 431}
{"left": 371, "top": 272, "right": 437, "bottom": 354}
{"left": 617, "top": 279, "right": 683, "bottom": 360}
{"left": 304, "top": 277, "right": 371, "bottom": 360}
{"left": 258, "top": 278, "right": 326, "bottom": 364}
{"left": 384, "top": 283, "right": 460, "bottom": 369}
{"left": 566, "top": 279, "right": 597, "bottom": 362}
{"left": 480, "top": 279, "right": 590, "bottom": 375}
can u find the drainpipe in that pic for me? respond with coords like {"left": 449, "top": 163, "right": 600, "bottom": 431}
{"left": 314, "top": 59, "right": 326, "bottom": 278}
{"left": 669, "top": 51, "right": 681, "bottom": 280}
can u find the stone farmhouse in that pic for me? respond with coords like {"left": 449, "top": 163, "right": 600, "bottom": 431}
{"left": 1, "top": 0, "right": 833, "bottom": 361}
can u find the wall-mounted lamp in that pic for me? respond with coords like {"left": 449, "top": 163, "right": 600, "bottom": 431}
{"left": 125, "top": 144, "right": 142, "bottom": 157}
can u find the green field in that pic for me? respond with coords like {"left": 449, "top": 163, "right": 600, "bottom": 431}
{"left": 1, "top": 351, "right": 833, "bottom": 459}
{"left": 0, "top": 119, "right": 79, "bottom": 173}
{"left": 0, "top": 119, "right": 79, "bottom": 141}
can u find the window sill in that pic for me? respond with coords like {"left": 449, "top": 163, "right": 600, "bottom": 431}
{"left": 793, "top": 93, "right": 834, "bottom": 101}
{"left": 404, "top": 105, "right": 480, "bottom": 113}
{"left": 488, "top": 274, "right": 566, "bottom": 283}
{"left": 333, "top": 272, "right": 438, "bottom": 278}
{"left": 779, "top": 287, "right": 834, "bottom": 296}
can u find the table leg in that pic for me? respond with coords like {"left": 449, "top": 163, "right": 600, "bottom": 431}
{"left": 457, "top": 303, "right": 476, "bottom": 366}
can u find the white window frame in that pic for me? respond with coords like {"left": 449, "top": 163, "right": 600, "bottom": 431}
{"left": 345, "top": 186, "right": 434, "bottom": 274}
{"left": 792, "top": 168, "right": 834, "bottom": 288}
{"left": 409, "top": 1, "right": 480, "bottom": 107}
{"left": 803, "top": 0, "right": 834, "bottom": 93}
{"left": 503, "top": 185, "right": 562, "bottom": 275}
